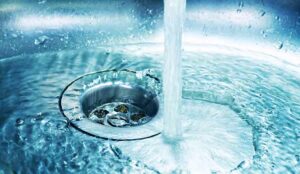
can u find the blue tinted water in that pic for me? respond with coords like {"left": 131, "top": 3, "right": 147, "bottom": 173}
{"left": 0, "top": 44, "right": 300, "bottom": 173}
{"left": 163, "top": 0, "right": 186, "bottom": 140}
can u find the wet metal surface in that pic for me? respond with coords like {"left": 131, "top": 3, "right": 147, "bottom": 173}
{"left": 0, "top": 0, "right": 300, "bottom": 58}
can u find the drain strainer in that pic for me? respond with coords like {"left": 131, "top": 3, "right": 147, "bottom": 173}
{"left": 59, "top": 69, "right": 162, "bottom": 140}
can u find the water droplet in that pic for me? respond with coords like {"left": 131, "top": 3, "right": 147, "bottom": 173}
{"left": 16, "top": 118, "right": 24, "bottom": 126}
{"left": 238, "top": 1, "right": 244, "bottom": 8}
{"left": 232, "top": 159, "right": 252, "bottom": 171}
{"left": 63, "top": 161, "right": 68, "bottom": 166}
{"left": 34, "top": 35, "right": 49, "bottom": 45}
{"left": 277, "top": 42, "right": 283, "bottom": 49}
{"left": 38, "top": 0, "right": 47, "bottom": 4}
{"left": 11, "top": 33, "right": 18, "bottom": 38}
{"left": 147, "top": 9, "right": 153, "bottom": 15}
{"left": 260, "top": 11, "right": 266, "bottom": 17}
{"left": 275, "top": 16, "right": 280, "bottom": 21}
{"left": 261, "top": 30, "right": 267, "bottom": 38}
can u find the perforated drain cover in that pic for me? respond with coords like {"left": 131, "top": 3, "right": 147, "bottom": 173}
{"left": 59, "top": 70, "right": 162, "bottom": 140}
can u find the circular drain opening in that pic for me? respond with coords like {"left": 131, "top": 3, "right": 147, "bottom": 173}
{"left": 81, "top": 83, "right": 159, "bottom": 127}
{"left": 59, "top": 69, "right": 162, "bottom": 140}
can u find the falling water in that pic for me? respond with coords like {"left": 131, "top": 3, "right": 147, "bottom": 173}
{"left": 163, "top": 0, "right": 186, "bottom": 140}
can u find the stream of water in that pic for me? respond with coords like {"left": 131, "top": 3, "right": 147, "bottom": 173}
{"left": 163, "top": 0, "right": 186, "bottom": 140}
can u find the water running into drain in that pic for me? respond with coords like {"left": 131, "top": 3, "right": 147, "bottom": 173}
{"left": 163, "top": 0, "right": 186, "bottom": 140}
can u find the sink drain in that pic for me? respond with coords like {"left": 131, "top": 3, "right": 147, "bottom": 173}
{"left": 81, "top": 83, "right": 159, "bottom": 127}
{"left": 59, "top": 69, "right": 162, "bottom": 140}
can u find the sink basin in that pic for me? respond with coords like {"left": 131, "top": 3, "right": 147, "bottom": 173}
{"left": 1, "top": 1, "right": 300, "bottom": 173}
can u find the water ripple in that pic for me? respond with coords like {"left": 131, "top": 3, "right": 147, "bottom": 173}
{"left": 0, "top": 44, "right": 300, "bottom": 173}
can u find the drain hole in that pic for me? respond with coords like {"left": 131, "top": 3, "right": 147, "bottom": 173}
{"left": 80, "top": 81, "right": 159, "bottom": 127}
{"left": 88, "top": 102, "right": 151, "bottom": 127}
{"left": 59, "top": 69, "right": 162, "bottom": 140}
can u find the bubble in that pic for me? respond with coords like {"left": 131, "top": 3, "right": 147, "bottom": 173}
{"left": 63, "top": 161, "right": 68, "bottom": 167}
{"left": 16, "top": 118, "right": 24, "bottom": 126}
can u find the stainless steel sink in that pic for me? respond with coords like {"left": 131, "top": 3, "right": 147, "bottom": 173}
{"left": 1, "top": 1, "right": 300, "bottom": 173}
{"left": 0, "top": 0, "right": 299, "bottom": 59}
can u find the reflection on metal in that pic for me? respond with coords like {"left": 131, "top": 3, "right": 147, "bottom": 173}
{"left": 14, "top": 15, "right": 135, "bottom": 30}
{"left": 187, "top": 8, "right": 271, "bottom": 27}
{"left": 0, "top": 0, "right": 299, "bottom": 59}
